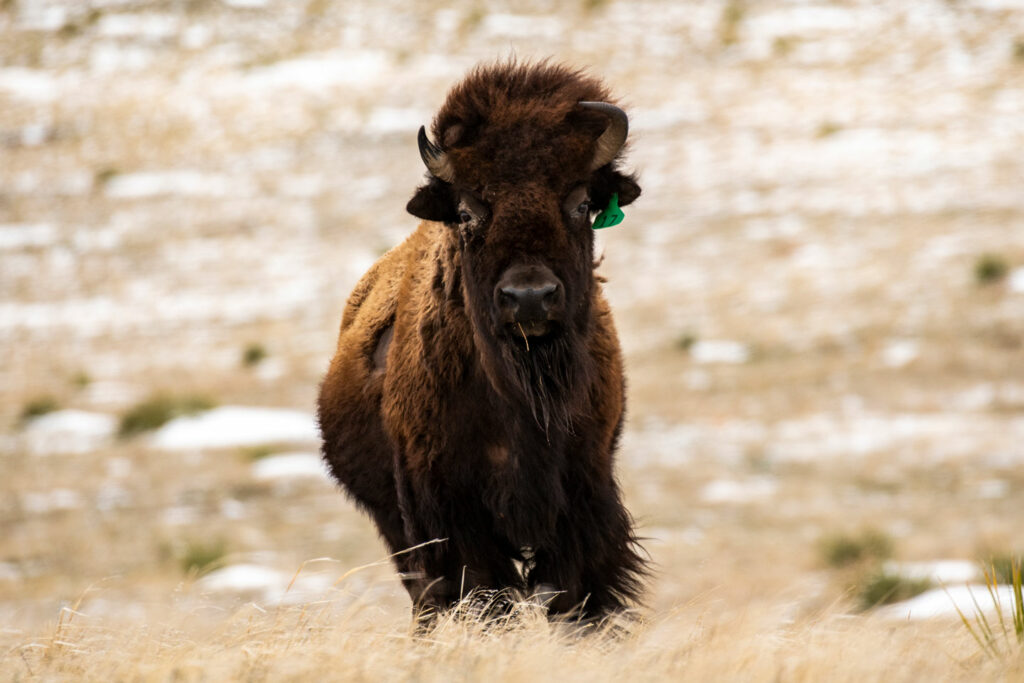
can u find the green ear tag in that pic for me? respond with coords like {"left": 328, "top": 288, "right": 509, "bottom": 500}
{"left": 592, "top": 192, "right": 625, "bottom": 229}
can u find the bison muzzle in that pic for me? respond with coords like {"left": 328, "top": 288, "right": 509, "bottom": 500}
{"left": 318, "top": 60, "right": 647, "bottom": 624}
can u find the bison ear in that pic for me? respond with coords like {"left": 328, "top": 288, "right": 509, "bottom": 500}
{"left": 611, "top": 170, "right": 641, "bottom": 207}
{"left": 406, "top": 178, "right": 456, "bottom": 222}
{"left": 592, "top": 168, "right": 642, "bottom": 211}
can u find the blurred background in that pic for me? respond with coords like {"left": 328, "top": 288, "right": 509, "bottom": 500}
{"left": 1, "top": 0, "right": 1023, "bottom": 641}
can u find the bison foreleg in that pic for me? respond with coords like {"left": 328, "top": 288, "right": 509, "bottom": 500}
{"left": 529, "top": 484, "right": 647, "bottom": 621}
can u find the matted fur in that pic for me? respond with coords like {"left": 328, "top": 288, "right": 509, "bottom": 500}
{"left": 318, "top": 60, "right": 647, "bottom": 623}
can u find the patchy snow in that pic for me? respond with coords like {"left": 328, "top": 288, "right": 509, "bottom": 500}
{"left": 689, "top": 340, "right": 751, "bottom": 364}
{"left": 22, "top": 410, "right": 117, "bottom": 455}
{"left": 251, "top": 452, "right": 331, "bottom": 481}
{"left": 241, "top": 51, "right": 389, "bottom": 92}
{"left": 82, "top": 381, "right": 143, "bottom": 409}
{"left": 879, "top": 584, "right": 1020, "bottom": 621}
{"left": 482, "top": 14, "right": 563, "bottom": 39}
{"left": 151, "top": 406, "right": 319, "bottom": 450}
{"left": 700, "top": 477, "right": 778, "bottom": 504}
{"left": 0, "top": 68, "right": 60, "bottom": 103}
{"left": 1008, "top": 267, "right": 1024, "bottom": 293}
{"left": 975, "top": 479, "right": 1010, "bottom": 499}
{"left": 884, "top": 560, "right": 979, "bottom": 584}
{"left": 97, "top": 14, "right": 180, "bottom": 40}
{"left": 104, "top": 171, "right": 254, "bottom": 199}
{"left": 15, "top": 6, "right": 68, "bottom": 32}
{"left": 367, "top": 107, "right": 432, "bottom": 135}
{"left": 162, "top": 505, "right": 199, "bottom": 526}
{"left": 881, "top": 339, "right": 920, "bottom": 368}
{"left": 21, "top": 489, "right": 84, "bottom": 514}
{"left": 198, "top": 564, "right": 287, "bottom": 593}
{"left": 96, "top": 485, "right": 133, "bottom": 512}
{"left": 0, "top": 223, "right": 58, "bottom": 250}
{"left": 197, "top": 563, "right": 336, "bottom": 604}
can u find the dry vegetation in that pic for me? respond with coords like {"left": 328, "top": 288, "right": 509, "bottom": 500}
{"left": 1, "top": 0, "right": 1023, "bottom": 679}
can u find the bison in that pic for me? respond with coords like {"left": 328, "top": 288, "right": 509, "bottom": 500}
{"left": 318, "top": 60, "right": 647, "bottom": 623}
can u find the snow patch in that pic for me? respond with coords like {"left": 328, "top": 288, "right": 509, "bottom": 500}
{"left": 690, "top": 340, "right": 751, "bottom": 364}
{"left": 0, "top": 223, "right": 57, "bottom": 250}
{"left": 882, "top": 339, "right": 919, "bottom": 368}
{"left": 976, "top": 479, "right": 1010, "bottom": 499}
{"left": 197, "top": 563, "right": 336, "bottom": 604}
{"left": 482, "top": 14, "right": 563, "bottom": 39}
{"left": 367, "top": 107, "right": 431, "bottom": 135}
{"left": 251, "top": 452, "right": 331, "bottom": 481}
{"left": 242, "top": 51, "right": 389, "bottom": 92}
{"left": 884, "top": 560, "right": 979, "bottom": 584}
{"left": 880, "top": 584, "right": 1019, "bottom": 621}
{"left": 97, "top": 14, "right": 180, "bottom": 40}
{"left": 0, "top": 69, "right": 60, "bottom": 103}
{"left": 1008, "top": 267, "right": 1024, "bottom": 294}
{"left": 22, "top": 489, "right": 84, "bottom": 514}
{"left": 23, "top": 410, "right": 117, "bottom": 455}
{"left": 105, "top": 171, "right": 254, "bottom": 199}
{"left": 151, "top": 406, "right": 319, "bottom": 450}
{"left": 700, "top": 477, "right": 778, "bottom": 504}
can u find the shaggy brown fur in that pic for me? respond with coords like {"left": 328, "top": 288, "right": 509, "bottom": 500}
{"left": 318, "top": 60, "right": 647, "bottom": 623}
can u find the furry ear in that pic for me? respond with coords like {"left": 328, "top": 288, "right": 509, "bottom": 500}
{"left": 406, "top": 178, "right": 456, "bottom": 222}
{"left": 611, "top": 170, "right": 641, "bottom": 206}
{"left": 591, "top": 168, "right": 642, "bottom": 211}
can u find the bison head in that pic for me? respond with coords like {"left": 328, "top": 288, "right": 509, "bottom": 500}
{"left": 406, "top": 62, "right": 641, "bottom": 430}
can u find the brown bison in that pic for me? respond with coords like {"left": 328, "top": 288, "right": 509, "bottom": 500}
{"left": 318, "top": 61, "right": 646, "bottom": 622}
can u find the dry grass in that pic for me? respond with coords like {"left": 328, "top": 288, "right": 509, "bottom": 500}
{"left": 2, "top": 0, "right": 1024, "bottom": 679}
{"left": 2, "top": 575, "right": 1020, "bottom": 682}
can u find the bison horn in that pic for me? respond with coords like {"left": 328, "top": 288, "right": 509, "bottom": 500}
{"left": 418, "top": 126, "right": 456, "bottom": 183}
{"left": 579, "top": 101, "right": 629, "bottom": 171}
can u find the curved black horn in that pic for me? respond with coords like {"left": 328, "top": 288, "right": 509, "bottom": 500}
{"left": 417, "top": 126, "right": 455, "bottom": 183}
{"left": 579, "top": 101, "right": 629, "bottom": 170}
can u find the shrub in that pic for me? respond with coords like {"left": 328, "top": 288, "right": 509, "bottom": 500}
{"left": 118, "top": 394, "right": 215, "bottom": 437}
{"left": 179, "top": 538, "right": 227, "bottom": 576}
{"left": 719, "top": 0, "right": 745, "bottom": 46}
{"left": 676, "top": 332, "right": 698, "bottom": 351}
{"left": 241, "top": 342, "right": 268, "bottom": 367}
{"left": 954, "top": 558, "right": 1023, "bottom": 659}
{"left": 240, "top": 445, "right": 274, "bottom": 461}
{"left": 984, "top": 553, "right": 1024, "bottom": 585}
{"left": 819, "top": 529, "right": 893, "bottom": 568}
{"left": 975, "top": 254, "right": 1008, "bottom": 285}
{"left": 20, "top": 396, "right": 59, "bottom": 423}
{"left": 857, "top": 570, "right": 931, "bottom": 610}
{"left": 816, "top": 121, "right": 842, "bottom": 138}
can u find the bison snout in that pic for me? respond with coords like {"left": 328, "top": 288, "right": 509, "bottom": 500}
{"left": 495, "top": 266, "right": 565, "bottom": 331}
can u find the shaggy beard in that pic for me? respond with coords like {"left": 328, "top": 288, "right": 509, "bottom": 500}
{"left": 497, "top": 329, "right": 593, "bottom": 438}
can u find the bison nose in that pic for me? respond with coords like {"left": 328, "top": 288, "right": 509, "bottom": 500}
{"left": 498, "top": 282, "right": 560, "bottom": 322}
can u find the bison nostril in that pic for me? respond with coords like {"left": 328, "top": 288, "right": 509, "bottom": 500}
{"left": 539, "top": 283, "right": 558, "bottom": 307}
{"left": 498, "top": 289, "right": 518, "bottom": 310}
{"left": 499, "top": 283, "right": 559, "bottom": 319}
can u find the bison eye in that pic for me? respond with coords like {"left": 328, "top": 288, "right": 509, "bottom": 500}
{"left": 458, "top": 210, "right": 474, "bottom": 224}
{"left": 576, "top": 201, "right": 591, "bottom": 215}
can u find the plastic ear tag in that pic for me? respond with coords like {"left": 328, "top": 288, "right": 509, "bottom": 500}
{"left": 592, "top": 192, "right": 624, "bottom": 229}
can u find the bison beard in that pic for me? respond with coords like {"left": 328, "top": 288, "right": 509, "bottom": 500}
{"left": 318, "top": 60, "right": 647, "bottom": 625}
{"left": 503, "top": 333, "right": 583, "bottom": 437}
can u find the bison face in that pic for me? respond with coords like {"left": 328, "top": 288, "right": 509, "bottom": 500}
{"left": 404, "top": 89, "right": 640, "bottom": 428}
{"left": 406, "top": 103, "right": 640, "bottom": 351}
{"left": 452, "top": 182, "right": 592, "bottom": 350}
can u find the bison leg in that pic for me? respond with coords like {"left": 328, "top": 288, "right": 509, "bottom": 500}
{"left": 393, "top": 472, "right": 523, "bottom": 621}
{"left": 529, "top": 483, "right": 646, "bottom": 621}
